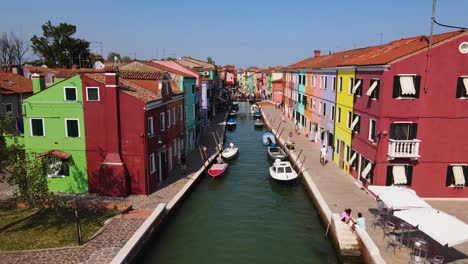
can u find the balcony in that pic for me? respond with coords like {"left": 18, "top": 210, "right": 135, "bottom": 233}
{"left": 388, "top": 139, "right": 421, "bottom": 160}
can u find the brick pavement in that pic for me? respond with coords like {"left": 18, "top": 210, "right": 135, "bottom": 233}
{"left": 0, "top": 111, "right": 227, "bottom": 263}
{"left": 262, "top": 105, "right": 468, "bottom": 264}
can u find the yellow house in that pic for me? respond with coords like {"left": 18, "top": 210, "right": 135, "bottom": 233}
{"left": 334, "top": 68, "right": 356, "bottom": 173}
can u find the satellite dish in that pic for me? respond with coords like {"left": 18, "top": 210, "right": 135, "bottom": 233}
{"left": 459, "top": 42, "right": 468, "bottom": 54}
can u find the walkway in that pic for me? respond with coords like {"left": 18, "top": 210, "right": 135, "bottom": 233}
{"left": 0, "top": 111, "right": 227, "bottom": 264}
{"left": 261, "top": 105, "right": 468, "bottom": 264}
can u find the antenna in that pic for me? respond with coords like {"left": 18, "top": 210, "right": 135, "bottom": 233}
{"left": 377, "top": 33, "right": 383, "bottom": 45}
{"left": 429, "top": 0, "right": 437, "bottom": 49}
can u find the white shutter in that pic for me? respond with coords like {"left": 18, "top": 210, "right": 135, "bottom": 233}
{"left": 453, "top": 166, "right": 466, "bottom": 186}
{"left": 366, "top": 80, "right": 378, "bottom": 96}
{"left": 463, "top": 78, "right": 468, "bottom": 94}
{"left": 362, "top": 162, "right": 372, "bottom": 179}
{"left": 392, "top": 165, "right": 408, "bottom": 185}
{"left": 399, "top": 76, "right": 416, "bottom": 95}
{"left": 350, "top": 115, "right": 360, "bottom": 130}
{"left": 352, "top": 79, "right": 362, "bottom": 94}
{"left": 349, "top": 152, "right": 357, "bottom": 164}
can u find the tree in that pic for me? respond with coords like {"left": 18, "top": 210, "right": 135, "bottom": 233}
{"left": 207, "top": 56, "right": 214, "bottom": 64}
{"left": 31, "top": 21, "right": 90, "bottom": 68}
{"left": 107, "top": 51, "right": 121, "bottom": 62}
{"left": 9, "top": 32, "right": 29, "bottom": 66}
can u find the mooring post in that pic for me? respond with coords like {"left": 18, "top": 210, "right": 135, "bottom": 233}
{"left": 75, "top": 209, "right": 83, "bottom": 246}
{"left": 298, "top": 155, "right": 307, "bottom": 175}
{"left": 294, "top": 149, "right": 303, "bottom": 170}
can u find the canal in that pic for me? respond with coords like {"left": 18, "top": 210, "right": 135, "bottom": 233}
{"left": 138, "top": 102, "right": 339, "bottom": 264}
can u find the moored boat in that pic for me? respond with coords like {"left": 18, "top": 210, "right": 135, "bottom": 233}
{"left": 208, "top": 163, "right": 228, "bottom": 178}
{"left": 262, "top": 132, "right": 276, "bottom": 146}
{"left": 269, "top": 159, "right": 298, "bottom": 181}
{"left": 226, "top": 118, "right": 236, "bottom": 126}
{"left": 267, "top": 147, "right": 287, "bottom": 161}
{"left": 254, "top": 119, "right": 264, "bottom": 127}
{"left": 221, "top": 143, "right": 239, "bottom": 160}
{"left": 250, "top": 104, "right": 259, "bottom": 114}
{"left": 253, "top": 111, "right": 262, "bottom": 119}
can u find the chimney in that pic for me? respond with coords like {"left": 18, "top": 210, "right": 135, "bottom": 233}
{"left": 31, "top": 73, "right": 45, "bottom": 94}
{"left": 104, "top": 70, "right": 121, "bottom": 155}
{"left": 314, "top": 50, "right": 321, "bottom": 57}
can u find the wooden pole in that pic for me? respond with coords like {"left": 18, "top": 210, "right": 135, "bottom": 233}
{"left": 293, "top": 149, "right": 303, "bottom": 170}
{"left": 297, "top": 155, "right": 307, "bottom": 175}
{"left": 276, "top": 121, "right": 281, "bottom": 134}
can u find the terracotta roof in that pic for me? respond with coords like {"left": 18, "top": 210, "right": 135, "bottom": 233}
{"left": 23, "top": 65, "right": 60, "bottom": 74}
{"left": 55, "top": 68, "right": 106, "bottom": 78}
{"left": 84, "top": 73, "right": 162, "bottom": 103}
{"left": 0, "top": 73, "right": 33, "bottom": 94}
{"left": 121, "top": 61, "right": 193, "bottom": 78}
{"left": 119, "top": 70, "right": 165, "bottom": 80}
{"left": 340, "top": 30, "right": 466, "bottom": 66}
{"left": 38, "top": 150, "right": 71, "bottom": 159}
{"left": 179, "top": 57, "right": 216, "bottom": 68}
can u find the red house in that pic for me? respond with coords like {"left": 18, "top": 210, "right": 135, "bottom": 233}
{"left": 81, "top": 69, "right": 184, "bottom": 197}
{"left": 345, "top": 30, "right": 468, "bottom": 198}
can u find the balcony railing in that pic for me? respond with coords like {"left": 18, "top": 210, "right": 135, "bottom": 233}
{"left": 388, "top": 139, "right": 421, "bottom": 160}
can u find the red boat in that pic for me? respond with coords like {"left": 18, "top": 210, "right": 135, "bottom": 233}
{"left": 208, "top": 163, "right": 228, "bottom": 178}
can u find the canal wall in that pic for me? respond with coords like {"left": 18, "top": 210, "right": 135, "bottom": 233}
{"left": 262, "top": 111, "right": 385, "bottom": 264}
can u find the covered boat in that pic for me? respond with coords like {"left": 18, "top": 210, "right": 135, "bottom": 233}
{"left": 221, "top": 143, "right": 239, "bottom": 160}
{"left": 251, "top": 104, "right": 259, "bottom": 114}
{"left": 267, "top": 147, "right": 286, "bottom": 161}
{"left": 262, "top": 132, "right": 276, "bottom": 146}
{"left": 208, "top": 163, "right": 228, "bottom": 178}
{"left": 229, "top": 110, "right": 237, "bottom": 116}
{"left": 226, "top": 118, "right": 236, "bottom": 126}
{"left": 269, "top": 159, "right": 298, "bottom": 181}
{"left": 254, "top": 119, "right": 264, "bottom": 127}
{"left": 253, "top": 111, "right": 262, "bottom": 119}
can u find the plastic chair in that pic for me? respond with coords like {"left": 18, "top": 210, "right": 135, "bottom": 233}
{"left": 386, "top": 233, "right": 401, "bottom": 253}
{"left": 409, "top": 254, "right": 426, "bottom": 264}
{"left": 383, "top": 221, "right": 395, "bottom": 240}
{"left": 371, "top": 211, "right": 385, "bottom": 231}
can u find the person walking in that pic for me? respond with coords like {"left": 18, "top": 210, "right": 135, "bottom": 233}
{"left": 320, "top": 145, "right": 328, "bottom": 165}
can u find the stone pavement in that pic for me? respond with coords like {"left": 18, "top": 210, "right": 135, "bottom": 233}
{"left": 0, "top": 111, "right": 227, "bottom": 264}
{"left": 262, "top": 105, "right": 468, "bottom": 264}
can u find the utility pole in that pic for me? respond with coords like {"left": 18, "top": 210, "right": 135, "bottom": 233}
{"left": 429, "top": 0, "right": 437, "bottom": 49}
{"left": 377, "top": 33, "right": 383, "bottom": 45}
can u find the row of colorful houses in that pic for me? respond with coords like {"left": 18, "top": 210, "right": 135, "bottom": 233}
{"left": 281, "top": 30, "right": 468, "bottom": 198}
{"left": 236, "top": 66, "right": 283, "bottom": 100}
{"left": 1, "top": 56, "right": 224, "bottom": 197}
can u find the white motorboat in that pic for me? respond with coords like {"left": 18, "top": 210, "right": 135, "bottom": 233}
{"left": 251, "top": 104, "right": 259, "bottom": 114}
{"left": 221, "top": 143, "right": 239, "bottom": 160}
{"left": 269, "top": 159, "right": 298, "bottom": 181}
{"left": 254, "top": 119, "right": 264, "bottom": 127}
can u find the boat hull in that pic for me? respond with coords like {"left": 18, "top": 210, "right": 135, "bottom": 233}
{"left": 267, "top": 147, "right": 287, "bottom": 161}
{"left": 221, "top": 148, "right": 239, "bottom": 160}
{"left": 208, "top": 163, "right": 228, "bottom": 178}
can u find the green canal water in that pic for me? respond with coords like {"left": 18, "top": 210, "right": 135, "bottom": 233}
{"left": 138, "top": 102, "right": 339, "bottom": 264}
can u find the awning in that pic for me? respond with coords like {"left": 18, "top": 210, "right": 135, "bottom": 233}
{"left": 361, "top": 162, "right": 372, "bottom": 179}
{"left": 351, "top": 79, "right": 362, "bottom": 94}
{"left": 452, "top": 166, "right": 466, "bottom": 186}
{"left": 392, "top": 165, "right": 408, "bottom": 185}
{"left": 399, "top": 76, "right": 416, "bottom": 95}
{"left": 348, "top": 152, "right": 357, "bottom": 164}
{"left": 394, "top": 208, "right": 468, "bottom": 247}
{"left": 350, "top": 115, "right": 359, "bottom": 130}
{"left": 37, "top": 150, "right": 71, "bottom": 159}
{"left": 366, "top": 80, "right": 378, "bottom": 96}
{"left": 368, "top": 185, "right": 432, "bottom": 210}
{"left": 463, "top": 78, "right": 468, "bottom": 94}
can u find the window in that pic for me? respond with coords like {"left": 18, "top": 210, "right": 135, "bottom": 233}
{"left": 369, "top": 119, "right": 376, "bottom": 143}
{"left": 65, "top": 119, "right": 80, "bottom": 138}
{"left": 30, "top": 118, "right": 45, "bottom": 136}
{"left": 349, "top": 150, "right": 357, "bottom": 168}
{"left": 390, "top": 123, "right": 417, "bottom": 140}
{"left": 160, "top": 112, "right": 165, "bottom": 131}
{"left": 347, "top": 111, "right": 352, "bottom": 128}
{"left": 192, "top": 84, "right": 195, "bottom": 94}
{"left": 348, "top": 77, "right": 354, "bottom": 95}
{"left": 86, "top": 87, "right": 100, "bottom": 101}
{"left": 393, "top": 75, "right": 420, "bottom": 98}
{"left": 353, "top": 78, "right": 363, "bottom": 96}
{"left": 332, "top": 76, "right": 336, "bottom": 91}
{"left": 386, "top": 165, "right": 413, "bottom": 186}
{"left": 180, "top": 105, "right": 184, "bottom": 121}
{"left": 328, "top": 132, "right": 334, "bottom": 148}
{"left": 339, "top": 77, "right": 343, "bottom": 92}
{"left": 331, "top": 105, "right": 335, "bottom": 121}
{"left": 446, "top": 165, "right": 467, "bottom": 187}
{"left": 335, "top": 138, "right": 340, "bottom": 153}
{"left": 322, "top": 102, "right": 327, "bottom": 116}
{"left": 164, "top": 82, "right": 170, "bottom": 95}
{"left": 173, "top": 140, "right": 177, "bottom": 156}
{"left": 312, "top": 99, "right": 316, "bottom": 112}
{"left": 345, "top": 145, "right": 350, "bottom": 162}
{"left": 313, "top": 75, "right": 317, "bottom": 87}
{"left": 456, "top": 77, "right": 468, "bottom": 99}
{"left": 64, "top": 87, "right": 77, "bottom": 101}
{"left": 149, "top": 153, "right": 156, "bottom": 174}
{"left": 361, "top": 159, "right": 374, "bottom": 183}
{"left": 147, "top": 116, "right": 154, "bottom": 136}
{"left": 337, "top": 107, "right": 341, "bottom": 123}
{"left": 310, "top": 98, "right": 313, "bottom": 109}
{"left": 351, "top": 114, "right": 360, "bottom": 133}
{"left": 167, "top": 110, "right": 171, "bottom": 128}
{"left": 324, "top": 76, "right": 328, "bottom": 89}
{"left": 367, "top": 79, "right": 380, "bottom": 100}
{"left": 318, "top": 101, "right": 322, "bottom": 115}
{"left": 5, "top": 103, "right": 12, "bottom": 113}
{"left": 172, "top": 108, "right": 176, "bottom": 125}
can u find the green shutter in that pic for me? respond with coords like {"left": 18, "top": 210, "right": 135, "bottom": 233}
{"left": 393, "top": 76, "right": 400, "bottom": 98}
{"left": 386, "top": 166, "right": 393, "bottom": 186}
{"left": 406, "top": 166, "right": 413, "bottom": 186}
{"left": 414, "top": 76, "right": 421, "bottom": 98}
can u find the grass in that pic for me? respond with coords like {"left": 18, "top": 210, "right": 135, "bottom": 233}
{"left": 0, "top": 207, "right": 117, "bottom": 251}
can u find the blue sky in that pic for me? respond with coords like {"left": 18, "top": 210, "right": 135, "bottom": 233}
{"left": 1, "top": 0, "right": 467, "bottom": 68}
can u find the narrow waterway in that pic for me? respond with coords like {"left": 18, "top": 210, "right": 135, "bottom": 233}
{"left": 138, "top": 102, "right": 339, "bottom": 264}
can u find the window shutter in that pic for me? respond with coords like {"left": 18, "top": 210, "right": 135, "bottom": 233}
{"left": 328, "top": 133, "right": 334, "bottom": 147}
{"left": 456, "top": 77, "right": 464, "bottom": 98}
{"left": 409, "top": 124, "right": 418, "bottom": 140}
{"left": 386, "top": 166, "right": 393, "bottom": 186}
{"left": 464, "top": 166, "right": 468, "bottom": 186}
{"left": 446, "top": 166, "right": 454, "bottom": 186}
{"left": 414, "top": 76, "right": 421, "bottom": 98}
{"left": 389, "top": 124, "right": 396, "bottom": 139}
{"left": 393, "top": 76, "right": 400, "bottom": 98}
{"left": 374, "top": 81, "right": 380, "bottom": 100}
{"left": 406, "top": 166, "right": 413, "bottom": 186}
